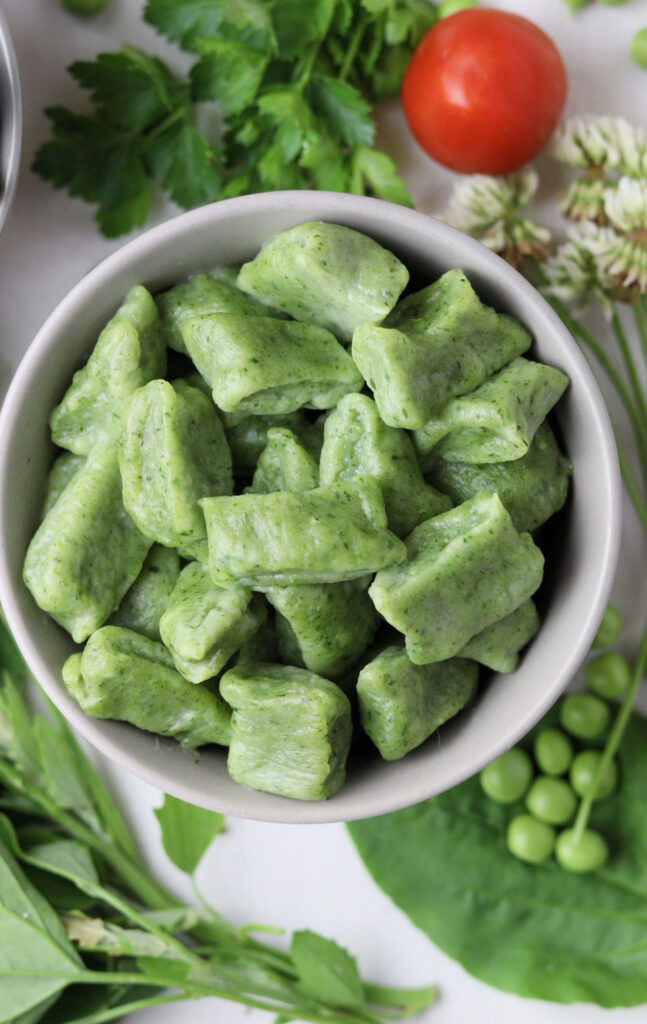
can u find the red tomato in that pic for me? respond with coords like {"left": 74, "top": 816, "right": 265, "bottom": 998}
{"left": 401, "top": 9, "right": 567, "bottom": 175}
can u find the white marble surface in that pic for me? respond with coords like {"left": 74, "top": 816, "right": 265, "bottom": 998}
{"left": 2, "top": 1, "right": 647, "bottom": 1021}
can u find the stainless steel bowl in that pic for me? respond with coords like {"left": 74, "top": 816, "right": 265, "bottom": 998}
{"left": 0, "top": 6, "right": 21, "bottom": 233}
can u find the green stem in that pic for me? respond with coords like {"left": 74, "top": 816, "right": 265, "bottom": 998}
{"left": 634, "top": 299, "right": 647, "bottom": 367}
{"left": 293, "top": 41, "right": 322, "bottom": 90}
{"left": 60, "top": 994, "right": 194, "bottom": 1024}
{"left": 572, "top": 617, "right": 647, "bottom": 843}
{"left": 339, "top": 13, "right": 368, "bottom": 82}
{"left": 618, "top": 446, "right": 647, "bottom": 532}
{"left": 541, "top": 288, "right": 647, "bottom": 486}
{"left": 611, "top": 309, "right": 647, "bottom": 441}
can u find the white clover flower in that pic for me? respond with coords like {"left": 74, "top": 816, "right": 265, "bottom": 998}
{"left": 542, "top": 222, "right": 617, "bottom": 313}
{"left": 598, "top": 236, "right": 647, "bottom": 295}
{"left": 552, "top": 116, "right": 647, "bottom": 177}
{"left": 604, "top": 177, "right": 647, "bottom": 233}
{"left": 448, "top": 169, "right": 551, "bottom": 266}
{"left": 559, "top": 177, "right": 609, "bottom": 223}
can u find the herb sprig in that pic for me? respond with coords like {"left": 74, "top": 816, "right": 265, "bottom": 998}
{"left": 0, "top": 618, "right": 435, "bottom": 1024}
{"left": 34, "top": 0, "right": 438, "bottom": 237}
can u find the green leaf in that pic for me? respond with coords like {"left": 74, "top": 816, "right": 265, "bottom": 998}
{"left": 95, "top": 142, "right": 151, "bottom": 238}
{"left": 144, "top": 117, "right": 222, "bottom": 209}
{"left": 349, "top": 709, "right": 647, "bottom": 1008}
{"left": 350, "top": 145, "right": 413, "bottom": 206}
{"left": 257, "top": 88, "right": 313, "bottom": 133}
{"left": 0, "top": 907, "right": 85, "bottom": 1024}
{"left": 0, "top": 674, "right": 41, "bottom": 778}
{"left": 144, "top": 0, "right": 276, "bottom": 54}
{"left": 290, "top": 930, "right": 365, "bottom": 1011}
{"left": 308, "top": 75, "right": 374, "bottom": 147}
{"left": 154, "top": 794, "right": 225, "bottom": 875}
{"left": 45, "top": 701, "right": 136, "bottom": 859}
{"left": 33, "top": 109, "right": 151, "bottom": 237}
{"left": 0, "top": 617, "right": 26, "bottom": 675}
{"left": 364, "top": 981, "right": 437, "bottom": 1017}
{"left": 270, "top": 0, "right": 336, "bottom": 60}
{"left": 27, "top": 841, "right": 99, "bottom": 888}
{"left": 69, "top": 47, "right": 188, "bottom": 132}
{"left": 191, "top": 39, "right": 268, "bottom": 114}
{"left": 33, "top": 717, "right": 101, "bottom": 834}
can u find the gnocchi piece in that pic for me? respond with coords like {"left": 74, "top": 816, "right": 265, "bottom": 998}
{"left": 109, "top": 544, "right": 180, "bottom": 642}
{"left": 319, "top": 392, "right": 451, "bottom": 537}
{"left": 357, "top": 646, "right": 478, "bottom": 760}
{"left": 50, "top": 286, "right": 166, "bottom": 454}
{"left": 201, "top": 478, "right": 406, "bottom": 587}
{"left": 460, "top": 599, "right": 540, "bottom": 673}
{"left": 181, "top": 314, "right": 363, "bottom": 415}
{"left": 247, "top": 428, "right": 319, "bottom": 494}
{"left": 157, "top": 273, "right": 270, "bottom": 354}
{"left": 220, "top": 663, "right": 352, "bottom": 800}
{"left": 120, "top": 379, "right": 233, "bottom": 550}
{"left": 24, "top": 443, "right": 151, "bottom": 643}
{"left": 237, "top": 221, "right": 409, "bottom": 342}
{"left": 351, "top": 269, "right": 530, "bottom": 428}
{"left": 369, "top": 491, "right": 544, "bottom": 664}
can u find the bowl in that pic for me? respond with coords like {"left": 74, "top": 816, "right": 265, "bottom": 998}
{"left": 0, "top": 191, "right": 621, "bottom": 823}
{"left": 0, "top": 7, "right": 21, "bottom": 234}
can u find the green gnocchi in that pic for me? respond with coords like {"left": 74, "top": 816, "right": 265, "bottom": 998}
{"left": 24, "top": 220, "right": 571, "bottom": 802}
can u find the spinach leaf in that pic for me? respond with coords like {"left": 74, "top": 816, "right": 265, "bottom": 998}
{"left": 154, "top": 793, "right": 225, "bottom": 875}
{"left": 349, "top": 710, "right": 647, "bottom": 1008}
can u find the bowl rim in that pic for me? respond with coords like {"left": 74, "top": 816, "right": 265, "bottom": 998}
{"left": 0, "top": 191, "right": 622, "bottom": 822}
{"left": 0, "top": 6, "right": 22, "bottom": 235}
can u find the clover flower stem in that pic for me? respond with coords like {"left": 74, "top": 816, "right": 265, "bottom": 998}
{"left": 611, "top": 310, "right": 647, "bottom": 436}
{"left": 635, "top": 300, "right": 647, "bottom": 368}
{"left": 572, "top": 617, "right": 647, "bottom": 845}
{"left": 540, "top": 286, "right": 647, "bottom": 485}
{"left": 617, "top": 447, "right": 647, "bottom": 532}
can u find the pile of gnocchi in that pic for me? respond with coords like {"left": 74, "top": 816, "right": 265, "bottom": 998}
{"left": 24, "top": 222, "right": 571, "bottom": 801}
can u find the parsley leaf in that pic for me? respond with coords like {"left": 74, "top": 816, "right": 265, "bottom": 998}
{"left": 35, "top": 0, "right": 423, "bottom": 236}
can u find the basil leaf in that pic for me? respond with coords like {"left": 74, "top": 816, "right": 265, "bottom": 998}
{"left": 291, "top": 930, "right": 365, "bottom": 1011}
{"left": 154, "top": 794, "right": 225, "bottom": 875}
{"left": 349, "top": 710, "right": 647, "bottom": 1008}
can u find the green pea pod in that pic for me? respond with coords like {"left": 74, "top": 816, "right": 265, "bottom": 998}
{"left": 427, "top": 422, "right": 571, "bottom": 531}
{"left": 369, "top": 491, "right": 544, "bottom": 664}
{"left": 68, "top": 627, "right": 231, "bottom": 748}
{"left": 320, "top": 392, "right": 451, "bottom": 537}
{"left": 24, "top": 444, "right": 152, "bottom": 643}
{"left": 357, "top": 646, "right": 478, "bottom": 760}
{"left": 459, "top": 599, "right": 540, "bottom": 673}
{"left": 156, "top": 273, "right": 270, "bottom": 354}
{"left": 160, "top": 562, "right": 264, "bottom": 683}
{"left": 352, "top": 269, "right": 530, "bottom": 429}
{"left": 120, "top": 379, "right": 233, "bottom": 549}
{"left": 237, "top": 221, "right": 409, "bottom": 343}
{"left": 220, "top": 663, "right": 352, "bottom": 799}
{"left": 109, "top": 544, "right": 180, "bottom": 642}
{"left": 182, "top": 314, "right": 363, "bottom": 415}
{"left": 414, "top": 358, "right": 569, "bottom": 463}
{"left": 247, "top": 428, "right": 319, "bottom": 494}
{"left": 50, "top": 286, "right": 166, "bottom": 454}
{"left": 201, "top": 477, "right": 406, "bottom": 587}
{"left": 266, "top": 577, "right": 379, "bottom": 682}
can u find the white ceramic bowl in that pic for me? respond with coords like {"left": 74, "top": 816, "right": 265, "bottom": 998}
{"left": 0, "top": 192, "right": 621, "bottom": 823}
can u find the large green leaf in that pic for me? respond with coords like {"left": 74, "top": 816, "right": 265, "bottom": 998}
{"left": 349, "top": 711, "right": 647, "bottom": 1008}
{"left": 154, "top": 794, "right": 225, "bottom": 875}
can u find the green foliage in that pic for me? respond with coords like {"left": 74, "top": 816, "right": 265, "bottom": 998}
{"left": 0, "top": 622, "right": 434, "bottom": 1022}
{"left": 349, "top": 709, "right": 647, "bottom": 1007}
{"left": 154, "top": 794, "right": 225, "bottom": 875}
{"left": 35, "top": 0, "right": 426, "bottom": 235}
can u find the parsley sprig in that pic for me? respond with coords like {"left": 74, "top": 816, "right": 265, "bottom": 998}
{"left": 34, "top": 0, "right": 437, "bottom": 237}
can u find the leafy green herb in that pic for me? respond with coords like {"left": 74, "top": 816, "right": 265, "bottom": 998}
{"left": 34, "top": 0, "right": 438, "bottom": 236}
{"left": 349, "top": 707, "right": 647, "bottom": 1007}
{"left": 0, "top": 622, "right": 435, "bottom": 1023}
{"left": 154, "top": 794, "right": 225, "bottom": 875}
